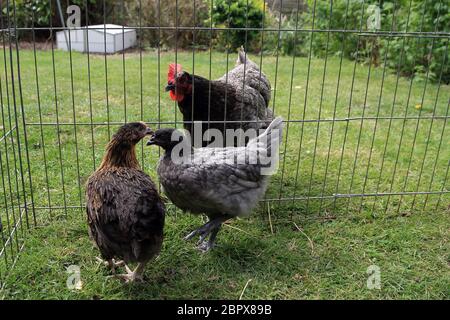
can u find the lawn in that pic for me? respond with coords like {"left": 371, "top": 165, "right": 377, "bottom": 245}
{"left": 0, "top": 48, "right": 449, "bottom": 299}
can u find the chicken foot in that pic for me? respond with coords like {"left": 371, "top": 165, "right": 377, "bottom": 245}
{"left": 96, "top": 257, "right": 125, "bottom": 274}
{"left": 197, "top": 225, "right": 221, "bottom": 252}
{"left": 184, "top": 215, "right": 232, "bottom": 251}
{"left": 113, "top": 262, "right": 146, "bottom": 283}
{"left": 96, "top": 257, "right": 145, "bottom": 283}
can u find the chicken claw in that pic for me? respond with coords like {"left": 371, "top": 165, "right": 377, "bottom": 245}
{"left": 112, "top": 263, "right": 146, "bottom": 283}
{"left": 197, "top": 241, "right": 213, "bottom": 252}
{"left": 96, "top": 257, "right": 125, "bottom": 274}
{"left": 184, "top": 218, "right": 221, "bottom": 241}
{"left": 184, "top": 215, "right": 231, "bottom": 251}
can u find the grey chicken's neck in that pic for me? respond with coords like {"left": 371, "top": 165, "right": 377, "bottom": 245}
{"left": 162, "top": 143, "right": 194, "bottom": 158}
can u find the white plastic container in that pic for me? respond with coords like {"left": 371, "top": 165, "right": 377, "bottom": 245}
{"left": 56, "top": 24, "right": 136, "bottom": 53}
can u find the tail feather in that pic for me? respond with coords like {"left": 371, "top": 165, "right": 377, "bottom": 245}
{"left": 262, "top": 116, "right": 283, "bottom": 142}
{"left": 264, "top": 116, "right": 283, "bottom": 134}
{"left": 249, "top": 116, "right": 283, "bottom": 152}
{"left": 247, "top": 116, "right": 283, "bottom": 175}
{"left": 236, "top": 46, "right": 247, "bottom": 65}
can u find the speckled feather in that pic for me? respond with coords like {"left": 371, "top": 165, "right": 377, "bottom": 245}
{"left": 86, "top": 167, "right": 165, "bottom": 263}
{"left": 157, "top": 117, "right": 283, "bottom": 219}
{"left": 86, "top": 124, "right": 165, "bottom": 265}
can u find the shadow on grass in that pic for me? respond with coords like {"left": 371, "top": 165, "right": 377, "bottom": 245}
{"left": 118, "top": 232, "right": 310, "bottom": 299}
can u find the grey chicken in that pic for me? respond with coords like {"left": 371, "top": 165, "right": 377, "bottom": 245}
{"left": 86, "top": 122, "right": 165, "bottom": 282}
{"left": 165, "top": 47, "right": 273, "bottom": 147}
{"left": 147, "top": 117, "right": 283, "bottom": 251}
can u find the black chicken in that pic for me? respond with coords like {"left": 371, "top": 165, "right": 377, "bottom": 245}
{"left": 147, "top": 117, "right": 283, "bottom": 251}
{"left": 86, "top": 122, "right": 165, "bottom": 282}
{"left": 165, "top": 47, "right": 273, "bottom": 147}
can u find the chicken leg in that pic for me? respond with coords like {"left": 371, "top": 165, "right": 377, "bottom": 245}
{"left": 184, "top": 215, "right": 232, "bottom": 251}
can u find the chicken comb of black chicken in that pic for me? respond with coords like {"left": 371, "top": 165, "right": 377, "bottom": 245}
{"left": 148, "top": 117, "right": 283, "bottom": 252}
{"left": 86, "top": 122, "right": 165, "bottom": 282}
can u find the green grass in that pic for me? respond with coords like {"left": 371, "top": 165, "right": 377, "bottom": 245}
{"left": 0, "top": 48, "right": 449, "bottom": 299}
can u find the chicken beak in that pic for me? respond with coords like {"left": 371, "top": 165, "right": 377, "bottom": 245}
{"left": 145, "top": 127, "right": 154, "bottom": 136}
{"left": 165, "top": 83, "right": 175, "bottom": 92}
{"left": 146, "top": 135, "right": 156, "bottom": 146}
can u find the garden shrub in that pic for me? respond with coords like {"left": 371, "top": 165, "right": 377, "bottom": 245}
{"left": 305, "top": 0, "right": 386, "bottom": 61}
{"left": 2, "top": 0, "right": 111, "bottom": 39}
{"left": 209, "top": 0, "right": 265, "bottom": 51}
{"left": 262, "top": 12, "right": 310, "bottom": 57}
{"left": 380, "top": 0, "right": 449, "bottom": 83}
{"left": 4, "top": 0, "right": 447, "bottom": 83}
{"left": 124, "top": 0, "right": 210, "bottom": 49}
{"left": 302, "top": 0, "right": 449, "bottom": 83}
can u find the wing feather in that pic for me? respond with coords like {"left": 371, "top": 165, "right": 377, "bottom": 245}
{"left": 86, "top": 169, "right": 164, "bottom": 262}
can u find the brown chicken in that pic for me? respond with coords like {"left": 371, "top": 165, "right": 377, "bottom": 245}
{"left": 86, "top": 122, "right": 165, "bottom": 282}
{"left": 165, "top": 47, "right": 273, "bottom": 147}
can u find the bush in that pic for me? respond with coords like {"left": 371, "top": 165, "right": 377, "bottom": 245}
{"left": 2, "top": 0, "right": 112, "bottom": 39}
{"left": 299, "top": 0, "right": 449, "bottom": 83}
{"left": 1, "top": 0, "right": 51, "bottom": 29}
{"left": 263, "top": 12, "right": 309, "bottom": 57}
{"left": 306, "top": 0, "right": 386, "bottom": 61}
{"left": 5, "top": 0, "right": 448, "bottom": 83}
{"left": 209, "top": 0, "right": 265, "bottom": 51}
{"left": 381, "top": 0, "right": 450, "bottom": 83}
{"left": 263, "top": 0, "right": 383, "bottom": 59}
{"left": 124, "top": 0, "right": 210, "bottom": 49}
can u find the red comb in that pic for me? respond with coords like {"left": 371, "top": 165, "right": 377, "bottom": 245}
{"left": 168, "top": 63, "right": 182, "bottom": 81}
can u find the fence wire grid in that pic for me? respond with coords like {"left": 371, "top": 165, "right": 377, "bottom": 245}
{"left": 0, "top": 0, "right": 449, "bottom": 290}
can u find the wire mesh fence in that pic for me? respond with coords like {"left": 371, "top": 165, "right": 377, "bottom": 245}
{"left": 0, "top": 0, "right": 449, "bottom": 290}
